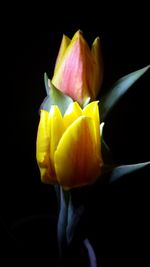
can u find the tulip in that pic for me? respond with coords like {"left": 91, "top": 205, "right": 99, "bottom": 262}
{"left": 52, "top": 30, "right": 103, "bottom": 105}
{"left": 36, "top": 101, "right": 103, "bottom": 189}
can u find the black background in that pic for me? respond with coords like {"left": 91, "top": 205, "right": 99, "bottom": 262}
{"left": 0, "top": 3, "right": 150, "bottom": 266}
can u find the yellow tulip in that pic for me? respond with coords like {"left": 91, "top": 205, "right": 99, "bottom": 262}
{"left": 52, "top": 30, "right": 103, "bottom": 105}
{"left": 36, "top": 101, "right": 103, "bottom": 189}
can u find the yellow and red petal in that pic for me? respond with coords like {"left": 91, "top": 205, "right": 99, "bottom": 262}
{"left": 54, "top": 116, "right": 101, "bottom": 189}
{"left": 49, "top": 105, "right": 64, "bottom": 176}
{"left": 91, "top": 37, "right": 103, "bottom": 98}
{"left": 36, "top": 110, "right": 56, "bottom": 183}
{"left": 52, "top": 30, "right": 94, "bottom": 104}
{"left": 83, "top": 101, "right": 100, "bottom": 147}
{"left": 54, "top": 34, "right": 71, "bottom": 74}
{"left": 63, "top": 101, "right": 82, "bottom": 129}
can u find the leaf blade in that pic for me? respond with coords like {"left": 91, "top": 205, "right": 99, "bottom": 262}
{"left": 40, "top": 73, "right": 73, "bottom": 115}
{"left": 100, "top": 122, "right": 112, "bottom": 164}
{"left": 107, "top": 161, "right": 150, "bottom": 184}
{"left": 100, "top": 65, "right": 150, "bottom": 121}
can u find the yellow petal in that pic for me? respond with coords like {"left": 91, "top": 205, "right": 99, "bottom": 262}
{"left": 36, "top": 110, "right": 54, "bottom": 183}
{"left": 83, "top": 101, "right": 100, "bottom": 147}
{"left": 49, "top": 105, "right": 64, "bottom": 176}
{"left": 54, "top": 116, "right": 101, "bottom": 189}
{"left": 91, "top": 37, "right": 103, "bottom": 98}
{"left": 63, "top": 101, "right": 82, "bottom": 129}
{"left": 54, "top": 34, "right": 71, "bottom": 74}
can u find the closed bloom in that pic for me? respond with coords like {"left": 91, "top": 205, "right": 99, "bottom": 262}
{"left": 36, "top": 101, "right": 103, "bottom": 189}
{"left": 52, "top": 30, "right": 103, "bottom": 105}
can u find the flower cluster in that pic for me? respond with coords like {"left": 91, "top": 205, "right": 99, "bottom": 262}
{"left": 36, "top": 30, "right": 104, "bottom": 189}
{"left": 36, "top": 30, "right": 150, "bottom": 265}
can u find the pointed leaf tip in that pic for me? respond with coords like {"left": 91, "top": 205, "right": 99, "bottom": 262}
{"left": 101, "top": 65, "right": 150, "bottom": 121}
{"left": 40, "top": 73, "right": 73, "bottom": 115}
{"left": 44, "top": 72, "right": 50, "bottom": 96}
{"left": 108, "top": 161, "right": 150, "bottom": 184}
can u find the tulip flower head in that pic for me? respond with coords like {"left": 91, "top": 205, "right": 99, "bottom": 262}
{"left": 52, "top": 30, "right": 103, "bottom": 105}
{"left": 36, "top": 101, "right": 103, "bottom": 189}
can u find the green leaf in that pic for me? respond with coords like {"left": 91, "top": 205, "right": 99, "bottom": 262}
{"left": 100, "top": 65, "right": 150, "bottom": 121}
{"left": 105, "top": 161, "right": 150, "bottom": 184}
{"left": 40, "top": 73, "right": 73, "bottom": 115}
{"left": 44, "top": 72, "right": 50, "bottom": 96}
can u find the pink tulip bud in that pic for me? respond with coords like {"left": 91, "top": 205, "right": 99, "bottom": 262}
{"left": 52, "top": 30, "right": 103, "bottom": 105}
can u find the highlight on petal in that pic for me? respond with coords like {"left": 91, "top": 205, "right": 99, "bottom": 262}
{"left": 54, "top": 34, "right": 71, "bottom": 74}
{"left": 54, "top": 116, "right": 101, "bottom": 189}
{"left": 91, "top": 37, "right": 103, "bottom": 98}
{"left": 63, "top": 101, "right": 82, "bottom": 129}
{"left": 49, "top": 105, "right": 64, "bottom": 177}
{"left": 36, "top": 110, "right": 55, "bottom": 183}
